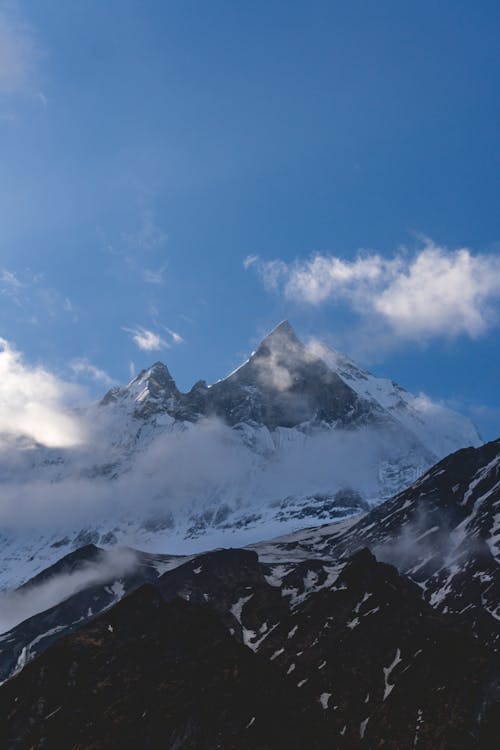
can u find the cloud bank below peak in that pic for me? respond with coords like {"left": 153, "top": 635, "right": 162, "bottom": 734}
{"left": 246, "top": 241, "right": 500, "bottom": 346}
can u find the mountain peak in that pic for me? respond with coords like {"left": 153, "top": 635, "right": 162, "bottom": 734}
{"left": 257, "top": 320, "right": 302, "bottom": 351}
{"left": 96, "top": 324, "right": 480, "bottom": 451}
{"left": 150, "top": 361, "right": 169, "bottom": 371}
{"left": 143, "top": 360, "right": 172, "bottom": 377}
{"left": 251, "top": 321, "right": 307, "bottom": 366}
{"left": 133, "top": 361, "right": 176, "bottom": 388}
{"left": 265, "top": 319, "right": 296, "bottom": 338}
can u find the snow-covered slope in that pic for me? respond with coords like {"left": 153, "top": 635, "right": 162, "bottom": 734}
{"left": 0, "top": 322, "right": 481, "bottom": 588}
{"left": 308, "top": 340, "right": 481, "bottom": 459}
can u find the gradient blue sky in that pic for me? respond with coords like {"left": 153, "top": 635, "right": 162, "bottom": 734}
{"left": 0, "top": 0, "right": 499, "bottom": 439}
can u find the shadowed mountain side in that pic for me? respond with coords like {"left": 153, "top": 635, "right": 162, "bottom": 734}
{"left": 0, "top": 586, "right": 328, "bottom": 750}
{"left": 0, "top": 548, "right": 498, "bottom": 749}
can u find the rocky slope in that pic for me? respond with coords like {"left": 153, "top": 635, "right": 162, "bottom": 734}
{"left": 254, "top": 438, "right": 500, "bottom": 647}
{"left": 0, "top": 440, "right": 498, "bottom": 748}
{"left": 0, "top": 547, "right": 497, "bottom": 749}
{"left": 0, "top": 587, "right": 328, "bottom": 750}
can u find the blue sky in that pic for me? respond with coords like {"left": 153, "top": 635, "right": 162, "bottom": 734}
{"left": 0, "top": 0, "right": 499, "bottom": 439}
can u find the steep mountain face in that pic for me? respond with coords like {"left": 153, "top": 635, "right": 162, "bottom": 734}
{"left": 0, "top": 322, "right": 481, "bottom": 590}
{"left": 0, "top": 441, "right": 498, "bottom": 748}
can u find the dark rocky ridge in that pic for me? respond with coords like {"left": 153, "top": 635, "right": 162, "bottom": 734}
{"left": 0, "top": 547, "right": 497, "bottom": 749}
{"left": 0, "top": 587, "right": 327, "bottom": 750}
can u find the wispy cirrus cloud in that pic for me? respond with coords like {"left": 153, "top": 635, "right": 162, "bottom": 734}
{"left": 1, "top": 268, "right": 22, "bottom": 289}
{"left": 0, "top": 268, "right": 23, "bottom": 305}
{"left": 246, "top": 241, "right": 500, "bottom": 344}
{"left": 0, "top": 267, "right": 77, "bottom": 322}
{"left": 142, "top": 263, "right": 167, "bottom": 285}
{"left": 104, "top": 208, "right": 170, "bottom": 289}
{"left": 166, "top": 328, "right": 183, "bottom": 344}
{"left": 123, "top": 323, "right": 183, "bottom": 352}
{"left": 123, "top": 208, "right": 168, "bottom": 252}
{"left": 70, "top": 358, "right": 115, "bottom": 387}
{"left": 123, "top": 326, "right": 169, "bottom": 352}
{"left": 0, "top": 8, "right": 38, "bottom": 95}
{"left": 243, "top": 254, "right": 259, "bottom": 271}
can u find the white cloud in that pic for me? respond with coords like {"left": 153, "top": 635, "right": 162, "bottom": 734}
{"left": 0, "top": 339, "right": 86, "bottom": 448}
{"left": 243, "top": 254, "right": 259, "bottom": 270}
{"left": 372, "top": 246, "right": 500, "bottom": 339}
{"left": 252, "top": 258, "right": 289, "bottom": 292}
{"left": 150, "top": 311, "right": 184, "bottom": 345}
{"left": 123, "top": 325, "right": 169, "bottom": 352}
{"left": 142, "top": 264, "right": 167, "bottom": 284}
{"left": 0, "top": 268, "right": 23, "bottom": 305}
{"left": 0, "top": 11, "right": 37, "bottom": 94}
{"left": 1, "top": 268, "right": 22, "bottom": 288}
{"left": 167, "top": 328, "right": 183, "bottom": 344}
{"left": 249, "top": 242, "right": 500, "bottom": 343}
{"left": 123, "top": 208, "right": 168, "bottom": 252}
{"left": 159, "top": 324, "right": 183, "bottom": 345}
{"left": 70, "top": 358, "right": 115, "bottom": 387}
{"left": 0, "top": 267, "right": 79, "bottom": 323}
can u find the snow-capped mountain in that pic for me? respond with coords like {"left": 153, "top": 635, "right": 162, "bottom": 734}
{"left": 0, "top": 322, "right": 481, "bottom": 589}
{"left": 103, "top": 320, "right": 479, "bottom": 448}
